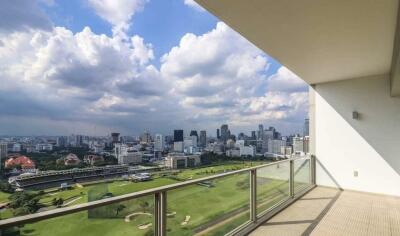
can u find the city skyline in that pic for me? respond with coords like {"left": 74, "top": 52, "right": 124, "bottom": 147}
{"left": 0, "top": 0, "right": 308, "bottom": 136}
{"left": 0, "top": 119, "right": 309, "bottom": 138}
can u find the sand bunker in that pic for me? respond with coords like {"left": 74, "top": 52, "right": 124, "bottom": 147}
{"left": 167, "top": 212, "right": 177, "bottom": 217}
{"left": 125, "top": 212, "right": 152, "bottom": 222}
{"left": 181, "top": 215, "right": 191, "bottom": 225}
{"left": 138, "top": 223, "right": 152, "bottom": 230}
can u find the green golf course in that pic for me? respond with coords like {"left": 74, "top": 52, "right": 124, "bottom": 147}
{"left": 0, "top": 159, "right": 311, "bottom": 236}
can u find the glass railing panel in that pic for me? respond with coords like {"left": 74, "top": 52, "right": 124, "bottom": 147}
{"left": 166, "top": 172, "right": 250, "bottom": 236}
{"left": 256, "top": 161, "right": 290, "bottom": 215}
{"left": 294, "top": 157, "right": 312, "bottom": 194}
{"left": 1, "top": 192, "right": 154, "bottom": 236}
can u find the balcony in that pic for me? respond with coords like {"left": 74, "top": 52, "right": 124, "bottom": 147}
{"left": 1, "top": 155, "right": 399, "bottom": 235}
{"left": 0, "top": 156, "right": 314, "bottom": 236}
{"left": 251, "top": 187, "right": 400, "bottom": 236}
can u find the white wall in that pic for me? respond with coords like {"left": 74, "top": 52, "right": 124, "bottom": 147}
{"left": 313, "top": 74, "right": 400, "bottom": 196}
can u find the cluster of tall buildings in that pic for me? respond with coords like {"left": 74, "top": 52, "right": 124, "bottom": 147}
{"left": 0, "top": 117, "right": 310, "bottom": 171}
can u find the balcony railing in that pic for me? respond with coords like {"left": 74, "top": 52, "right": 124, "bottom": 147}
{"left": 0, "top": 155, "right": 315, "bottom": 236}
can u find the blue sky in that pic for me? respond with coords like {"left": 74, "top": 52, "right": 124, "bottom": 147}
{"left": 0, "top": 0, "right": 308, "bottom": 136}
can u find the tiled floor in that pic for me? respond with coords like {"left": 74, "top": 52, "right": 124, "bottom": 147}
{"left": 250, "top": 187, "right": 400, "bottom": 236}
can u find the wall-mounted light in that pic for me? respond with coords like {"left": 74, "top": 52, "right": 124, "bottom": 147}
{"left": 352, "top": 111, "right": 359, "bottom": 120}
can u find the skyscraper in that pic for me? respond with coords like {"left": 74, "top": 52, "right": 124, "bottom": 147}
{"left": 174, "top": 130, "right": 184, "bottom": 153}
{"left": 199, "top": 130, "right": 207, "bottom": 148}
{"left": 221, "top": 124, "right": 229, "bottom": 143}
{"left": 251, "top": 131, "right": 256, "bottom": 140}
{"left": 189, "top": 130, "right": 198, "bottom": 147}
{"left": 304, "top": 118, "right": 310, "bottom": 136}
{"left": 154, "top": 134, "right": 164, "bottom": 151}
{"left": 216, "top": 129, "right": 220, "bottom": 140}
{"left": 189, "top": 130, "right": 198, "bottom": 138}
{"left": 140, "top": 130, "right": 151, "bottom": 143}
{"left": 174, "top": 130, "right": 184, "bottom": 142}
{"left": 258, "top": 124, "right": 264, "bottom": 140}
{"left": 111, "top": 133, "right": 120, "bottom": 144}
{"left": 0, "top": 142, "right": 8, "bottom": 171}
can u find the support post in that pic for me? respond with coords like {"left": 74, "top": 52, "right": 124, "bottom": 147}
{"left": 250, "top": 169, "right": 257, "bottom": 222}
{"left": 310, "top": 155, "right": 316, "bottom": 185}
{"left": 289, "top": 159, "right": 295, "bottom": 198}
{"left": 154, "top": 191, "right": 167, "bottom": 236}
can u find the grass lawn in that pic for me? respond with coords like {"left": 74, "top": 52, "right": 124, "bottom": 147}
{"left": 0, "top": 191, "right": 10, "bottom": 203}
{"left": 0, "top": 161, "right": 312, "bottom": 236}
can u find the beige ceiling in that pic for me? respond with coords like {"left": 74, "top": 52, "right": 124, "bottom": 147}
{"left": 196, "top": 0, "right": 399, "bottom": 86}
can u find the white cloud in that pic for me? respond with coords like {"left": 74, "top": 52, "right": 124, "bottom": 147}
{"left": 0, "top": 24, "right": 170, "bottom": 133}
{"left": 87, "top": 0, "right": 148, "bottom": 38}
{"left": 0, "top": 0, "right": 308, "bottom": 136}
{"left": 267, "top": 67, "right": 307, "bottom": 92}
{"left": 160, "top": 22, "right": 308, "bottom": 131}
{"left": 183, "top": 0, "right": 205, "bottom": 11}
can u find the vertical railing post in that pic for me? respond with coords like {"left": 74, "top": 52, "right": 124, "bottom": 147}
{"left": 154, "top": 191, "right": 167, "bottom": 236}
{"left": 250, "top": 169, "right": 257, "bottom": 223}
{"left": 289, "top": 159, "right": 295, "bottom": 198}
{"left": 310, "top": 155, "right": 316, "bottom": 185}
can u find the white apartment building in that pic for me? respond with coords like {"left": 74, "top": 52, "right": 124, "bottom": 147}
{"left": 267, "top": 139, "right": 286, "bottom": 154}
{"left": 154, "top": 134, "right": 164, "bottom": 151}
{"left": 292, "top": 136, "right": 304, "bottom": 153}
{"left": 239, "top": 145, "right": 256, "bottom": 157}
{"left": 114, "top": 143, "right": 142, "bottom": 165}
{"left": 12, "top": 143, "right": 21, "bottom": 152}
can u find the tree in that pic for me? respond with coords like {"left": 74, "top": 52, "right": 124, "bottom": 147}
{"left": 56, "top": 198, "right": 64, "bottom": 207}
{"left": 115, "top": 204, "right": 126, "bottom": 216}
{"left": 0, "top": 181, "right": 14, "bottom": 193}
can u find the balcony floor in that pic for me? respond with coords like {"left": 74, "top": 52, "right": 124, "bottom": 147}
{"left": 250, "top": 187, "right": 400, "bottom": 236}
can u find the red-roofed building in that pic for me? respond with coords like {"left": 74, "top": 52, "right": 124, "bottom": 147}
{"left": 5, "top": 155, "right": 36, "bottom": 170}
{"left": 64, "top": 153, "right": 81, "bottom": 166}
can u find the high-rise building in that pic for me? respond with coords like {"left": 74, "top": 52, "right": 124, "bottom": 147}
{"left": 154, "top": 134, "right": 164, "bottom": 151}
{"left": 199, "top": 130, "right": 207, "bottom": 148}
{"left": 293, "top": 136, "right": 304, "bottom": 153}
{"left": 56, "top": 136, "right": 67, "bottom": 147}
{"left": 221, "top": 124, "right": 229, "bottom": 143}
{"left": 0, "top": 142, "right": 7, "bottom": 171}
{"left": 75, "top": 135, "right": 83, "bottom": 147}
{"left": 189, "top": 130, "right": 198, "bottom": 147}
{"left": 267, "top": 139, "right": 286, "bottom": 154}
{"left": 264, "top": 127, "right": 276, "bottom": 140}
{"left": 140, "top": 130, "right": 151, "bottom": 143}
{"left": 258, "top": 124, "right": 264, "bottom": 140}
{"left": 303, "top": 136, "right": 310, "bottom": 153}
{"left": 216, "top": 129, "right": 220, "bottom": 140}
{"left": 189, "top": 130, "right": 198, "bottom": 138}
{"left": 304, "top": 118, "right": 310, "bottom": 136}
{"left": 251, "top": 131, "right": 256, "bottom": 140}
{"left": 174, "top": 130, "right": 184, "bottom": 142}
{"left": 111, "top": 133, "right": 120, "bottom": 144}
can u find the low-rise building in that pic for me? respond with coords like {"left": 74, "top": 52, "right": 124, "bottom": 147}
{"left": 226, "top": 149, "right": 240, "bottom": 157}
{"left": 239, "top": 145, "right": 256, "bottom": 157}
{"left": 84, "top": 155, "right": 104, "bottom": 166}
{"left": 165, "top": 153, "right": 200, "bottom": 169}
{"left": 64, "top": 153, "right": 81, "bottom": 166}
{"left": 5, "top": 155, "right": 36, "bottom": 172}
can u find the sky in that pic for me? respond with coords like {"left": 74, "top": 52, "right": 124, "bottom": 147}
{"left": 0, "top": 0, "right": 309, "bottom": 137}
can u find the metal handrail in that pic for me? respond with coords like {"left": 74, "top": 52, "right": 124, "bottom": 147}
{"left": 0, "top": 155, "right": 312, "bottom": 235}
